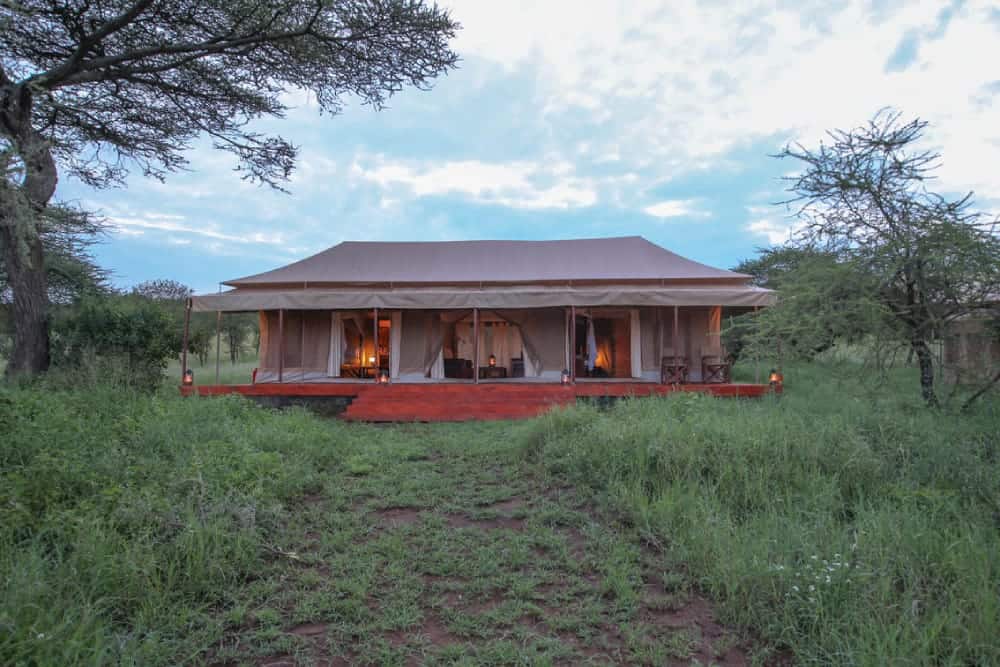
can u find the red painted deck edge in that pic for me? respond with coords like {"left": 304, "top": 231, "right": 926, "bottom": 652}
{"left": 179, "top": 381, "right": 780, "bottom": 422}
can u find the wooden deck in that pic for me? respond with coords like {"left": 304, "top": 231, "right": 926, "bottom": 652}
{"left": 180, "top": 381, "right": 779, "bottom": 422}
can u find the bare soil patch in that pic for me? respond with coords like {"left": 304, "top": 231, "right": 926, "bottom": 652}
{"left": 443, "top": 512, "right": 526, "bottom": 531}
{"left": 481, "top": 496, "right": 528, "bottom": 512}
{"left": 374, "top": 506, "right": 423, "bottom": 526}
{"left": 288, "top": 622, "right": 328, "bottom": 637}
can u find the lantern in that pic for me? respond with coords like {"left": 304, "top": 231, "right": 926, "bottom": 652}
{"left": 182, "top": 369, "right": 194, "bottom": 386}
{"left": 368, "top": 354, "right": 376, "bottom": 366}
{"left": 768, "top": 369, "right": 783, "bottom": 387}
{"left": 561, "top": 369, "right": 571, "bottom": 385}
{"left": 377, "top": 368, "right": 391, "bottom": 384}
{"left": 488, "top": 354, "right": 497, "bottom": 367}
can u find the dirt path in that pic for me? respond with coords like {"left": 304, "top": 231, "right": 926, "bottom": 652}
{"left": 209, "top": 425, "right": 758, "bottom": 666}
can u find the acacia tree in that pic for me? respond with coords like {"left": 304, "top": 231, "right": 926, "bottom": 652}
{"left": 1, "top": 202, "right": 109, "bottom": 304}
{"left": 0, "top": 0, "right": 459, "bottom": 375}
{"left": 732, "top": 246, "right": 883, "bottom": 359}
{"left": 131, "top": 279, "right": 192, "bottom": 302}
{"left": 775, "top": 110, "right": 1000, "bottom": 406}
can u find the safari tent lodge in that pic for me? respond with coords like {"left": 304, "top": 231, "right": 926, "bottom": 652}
{"left": 182, "top": 237, "right": 779, "bottom": 420}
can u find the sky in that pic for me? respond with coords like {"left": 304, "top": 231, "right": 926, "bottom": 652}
{"left": 58, "top": 0, "right": 1000, "bottom": 295}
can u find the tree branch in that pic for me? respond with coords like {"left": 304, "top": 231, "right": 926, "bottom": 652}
{"left": 36, "top": 0, "right": 157, "bottom": 87}
{"left": 33, "top": 11, "right": 346, "bottom": 90}
{"left": 960, "top": 368, "right": 1000, "bottom": 412}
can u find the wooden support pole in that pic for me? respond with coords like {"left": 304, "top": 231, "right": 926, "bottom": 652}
{"left": 672, "top": 305, "right": 679, "bottom": 362}
{"left": 299, "top": 311, "right": 306, "bottom": 382}
{"left": 777, "top": 334, "right": 783, "bottom": 373}
{"left": 373, "top": 307, "right": 379, "bottom": 382}
{"left": 753, "top": 305, "right": 760, "bottom": 385}
{"left": 278, "top": 309, "right": 285, "bottom": 383}
{"left": 215, "top": 310, "right": 222, "bottom": 384}
{"left": 570, "top": 305, "right": 576, "bottom": 382}
{"left": 656, "top": 307, "right": 663, "bottom": 365}
{"left": 181, "top": 299, "right": 191, "bottom": 382}
{"left": 473, "top": 308, "right": 480, "bottom": 384}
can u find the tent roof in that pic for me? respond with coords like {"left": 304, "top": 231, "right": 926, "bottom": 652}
{"left": 224, "top": 236, "right": 750, "bottom": 287}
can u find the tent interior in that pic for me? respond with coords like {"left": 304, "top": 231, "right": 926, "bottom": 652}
{"left": 573, "top": 309, "right": 633, "bottom": 379}
{"left": 254, "top": 306, "right": 733, "bottom": 383}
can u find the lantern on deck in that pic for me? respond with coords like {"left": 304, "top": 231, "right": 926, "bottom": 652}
{"left": 377, "top": 368, "right": 391, "bottom": 384}
{"left": 488, "top": 354, "right": 497, "bottom": 367}
{"left": 561, "top": 369, "right": 571, "bottom": 385}
{"left": 182, "top": 369, "right": 194, "bottom": 386}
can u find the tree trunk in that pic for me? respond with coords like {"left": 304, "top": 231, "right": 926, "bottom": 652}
{"left": 1, "top": 225, "right": 50, "bottom": 375}
{"left": 911, "top": 337, "right": 938, "bottom": 407}
{"left": 1, "top": 83, "right": 59, "bottom": 375}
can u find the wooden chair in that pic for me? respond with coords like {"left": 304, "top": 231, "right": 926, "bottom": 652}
{"left": 660, "top": 350, "right": 688, "bottom": 384}
{"left": 701, "top": 352, "right": 731, "bottom": 384}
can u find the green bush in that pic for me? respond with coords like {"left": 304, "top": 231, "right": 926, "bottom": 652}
{"left": 51, "top": 294, "right": 177, "bottom": 390}
{"left": 522, "top": 363, "right": 1000, "bottom": 665}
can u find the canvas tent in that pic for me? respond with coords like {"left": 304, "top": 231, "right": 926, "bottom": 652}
{"left": 190, "top": 236, "right": 776, "bottom": 383}
{"left": 943, "top": 297, "right": 1000, "bottom": 386}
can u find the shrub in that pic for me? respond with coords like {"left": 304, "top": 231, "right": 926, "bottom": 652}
{"left": 51, "top": 294, "right": 176, "bottom": 390}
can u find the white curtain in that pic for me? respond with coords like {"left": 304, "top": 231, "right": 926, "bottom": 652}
{"left": 509, "top": 325, "right": 525, "bottom": 376}
{"left": 630, "top": 309, "right": 642, "bottom": 378}
{"left": 430, "top": 347, "right": 445, "bottom": 378}
{"left": 493, "top": 311, "right": 544, "bottom": 378}
{"left": 486, "top": 323, "right": 516, "bottom": 370}
{"left": 427, "top": 313, "right": 446, "bottom": 379}
{"left": 455, "top": 321, "right": 474, "bottom": 361}
{"left": 586, "top": 318, "right": 597, "bottom": 372}
{"left": 514, "top": 325, "right": 537, "bottom": 376}
{"left": 390, "top": 311, "right": 402, "bottom": 378}
{"left": 327, "top": 312, "right": 344, "bottom": 377}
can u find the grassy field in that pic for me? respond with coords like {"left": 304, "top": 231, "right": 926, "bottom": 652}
{"left": 1, "top": 362, "right": 998, "bottom": 665}
{"left": 525, "top": 363, "right": 1000, "bottom": 665}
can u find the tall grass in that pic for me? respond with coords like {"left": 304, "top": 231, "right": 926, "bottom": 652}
{"left": 0, "top": 379, "right": 355, "bottom": 665}
{"left": 521, "top": 363, "right": 1000, "bottom": 664}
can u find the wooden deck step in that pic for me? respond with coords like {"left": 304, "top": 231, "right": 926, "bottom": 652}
{"left": 181, "top": 381, "right": 778, "bottom": 422}
{"left": 340, "top": 389, "right": 574, "bottom": 422}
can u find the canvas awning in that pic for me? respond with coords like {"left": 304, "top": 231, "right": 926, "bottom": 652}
{"left": 190, "top": 284, "right": 776, "bottom": 312}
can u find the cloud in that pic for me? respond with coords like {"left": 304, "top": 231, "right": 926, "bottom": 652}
{"left": 107, "top": 211, "right": 286, "bottom": 246}
{"left": 744, "top": 206, "right": 803, "bottom": 245}
{"left": 643, "top": 199, "right": 710, "bottom": 219}
{"left": 353, "top": 157, "right": 598, "bottom": 209}
{"left": 449, "top": 0, "right": 1000, "bottom": 200}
